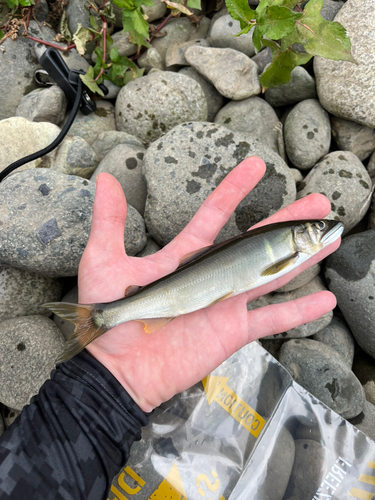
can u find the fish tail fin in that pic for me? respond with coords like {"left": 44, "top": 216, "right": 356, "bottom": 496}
{"left": 43, "top": 302, "right": 107, "bottom": 363}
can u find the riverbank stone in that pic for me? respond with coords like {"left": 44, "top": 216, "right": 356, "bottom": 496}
{"left": 312, "top": 315, "right": 355, "bottom": 367}
{"left": 51, "top": 136, "right": 99, "bottom": 178}
{"left": 331, "top": 116, "right": 375, "bottom": 161}
{"left": 209, "top": 15, "right": 255, "bottom": 57}
{"left": 264, "top": 67, "right": 317, "bottom": 108}
{"left": 66, "top": 100, "right": 116, "bottom": 145}
{"left": 91, "top": 130, "right": 143, "bottom": 162}
{"left": 15, "top": 86, "right": 68, "bottom": 126}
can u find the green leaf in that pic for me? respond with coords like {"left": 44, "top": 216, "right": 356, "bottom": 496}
{"left": 60, "top": 10, "right": 72, "bottom": 42}
{"left": 252, "top": 25, "right": 265, "bottom": 52}
{"left": 128, "top": 29, "right": 151, "bottom": 47}
{"left": 89, "top": 13, "right": 99, "bottom": 30}
{"left": 80, "top": 66, "right": 104, "bottom": 96}
{"left": 110, "top": 46, "right": 120, "bottom": 62}
{"left": 123, "top": 8, "right": 149, "bottom": 38}
{"left": 187, "top": 0, "right": 201, "bottom": 9}
{"left": 262, "top": 6, "right": 302, "bottom": 40}
{"left": 141, "top": 0, "right": 155, "bottom": 5}
{"left": 255, "top": 0, "right": 300, "bottom": 19}
{"left": 0, "top": 29, "right": 4, "bottom": 40}
{"left": 225, "top": 0, "right": 254, "bottom": 30}
{"left": 233, "top": 24, "right": 254, "bottom": 37}
{"left": 5, "top": 0, "right": 18, "bottom": 7}
{"left": 19, "top": 0, "right": 34, "bottom": 5}
{"left": 113, "top": 0, "right": 135, "bottom": 9}
{"left": 72, "top": 24, "right": 91, "bottom": 55}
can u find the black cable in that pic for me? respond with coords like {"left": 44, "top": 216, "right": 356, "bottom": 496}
{"left": 0, "top": 77, "right": 83, "bottom": 183}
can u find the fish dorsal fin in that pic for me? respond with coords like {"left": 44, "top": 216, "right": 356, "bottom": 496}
{"left": 135, "top": 317, "right": 175, "bottom": 334}
{"left": 261, "top": 252, "right": 299, "bottom": 277}
{"left": 178, "top": 245, "right": 212, "bottom": 268}
{"left": 124, "top": 285, "right": 142, "bottom": 297}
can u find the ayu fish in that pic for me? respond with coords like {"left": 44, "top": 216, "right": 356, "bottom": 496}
{"left": 44, "top": 219, "right": 344, "bottom": 363}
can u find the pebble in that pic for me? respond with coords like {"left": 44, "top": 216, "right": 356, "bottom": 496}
{"left": 320, "top": 0, "right": 344, "bottom": 21}
{"left": 251, "top": 47, "right": 272, "bottom": 74}
{"left": 349, "top": 401, "right": 375, "bottom": 442}
{"left": 279, "top": 339, "right": 365, "bottom": 419}
{"left": 51, "top": 136, "right": 99, "bottom": 178}
{"left": 284, "top": 99, "right": 331, "bottom": 170}
{"left": 91, "top": 130, "right": 143, "bottom": 162}
{"left": 297, "top": 151, "right": 372, "bottom": 234}
{"left": 136, "top": 234, "right": 161, "bottom": 257}
{"left": 0, "top": 315, "right": 65, "bottom": 410}
{"left": 143, "top": 122, "right": 295, "bottom": 245}
{"left": 275, "top": 263, "right": 320, "bottom": 293}
{"left": 352, "top": 349, "right": 375, "bottom": 406}
{"left": 185, "top": 46, "right": 261, "bottom": 100}
{"left": 115, "top": 71, "right": 207, "bottom": 142}
{"left": 165, "top": 39, "right": 210, "bottom": 68}
{"left": 314, "top": 0, "right": 375, "bottom": 128}
{"left": 15, "top": 86, "right": 68, "bottom": 126}
{"left": 65, "top": 0, "right": 90, "bottom": 35}
{"left": 331, "top": 116, "right": 375, "bottom": 161}
{"left": 209, "top": 15, "right": 255, "bottom": 57}
{"left": 66, "top": 100, "right": 116, "bottom": 146}
{"left": 264, "top": 67, "right": 318, "bottom": 108}
{"left": 96, "top": 0, "right": 167, "bottom": 27}
{"left": 312, "top": 315, "right": 355, "bottom": 367}
{"left": 138, "top": 47, "right": 165, "bottom": 72}
{"left": 367, "top": 150, "right": 375, "bottom": 181}
{"left": 90, "top": 143, "right": 147, "bottom": 216}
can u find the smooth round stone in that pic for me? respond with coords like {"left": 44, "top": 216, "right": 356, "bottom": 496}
{"left": 165, "top": 39, "right": 210, "bottom": 67}
{"left": 0, "top": 315, "right": 65, "bottom": 410}
{"left": 312, "top": 315, "right": 355, "bottom": 367}
{"left": 214, "top": 97, "right": 280, "bottom": 153}
{"left": 314, "top": 0, "right": 375, "bottom": 128}
{"left": 51, "top": 136, "right": 99, "bottom": 178}
{"left": 258, "top": 338, "right": 287, "bottom": 361}
{"left": 53, "top": 286, "right": 77, "bottom": 341}
{"left": 65, "top": 0, "right": 90, "bottom": 35}
{"left": 251, "top": 47, "right": 272, "bottom": 74}
{"left": 297, "top": 151, "right": 372, "bottom": 234}
{"left": 138, "top": 47, "right": 165, "bottom": 71}
{"left": 349, "top": 401, "right": 375, "bottom": 442}
{"left": 136, "top": 234, "right": 161, "bottom": 257}
{"left": 367, "top": 150, "right": 375, "bottom": 181}
{"left": 144, "top": 122, "right": 296, "bottom": 245}
{"left": 321, "top": 0, "right": 344, "bottom": 20}
{"left": 115, "top": 72, "right": 207, "bottom": 142}
{"left": 15, "top": 86, "right": 68, "bottom": 126}
{"left": 331, "top": 116, "right": 375, "bottom": 161}
{"left": 185, "top": 46, "right": 261, "bottom": 100}
{"left": 0, "top": 264, "right": 63, "bottom": 321}
{"left": 325, "top": 230, "right": 375, "bottom": 359}
{"left": 352, "top": 349, "right": 375, "bottom": 406}
{"left": 90, "top": 143, "right": 147, "bottom": 216}
{"left": 290, "top": 168, "right": 304, "bottom": 185}
{"left": 101, "top": 80, "right": 121, "bottom": 100}
{"left": 210, "top": 15, "right": 255, "bottom": 57}
{"left": 66, "top": 100, "right": 116, "bottom": 145}
{"left": 280, "top": 339, "right": 365, "bottom": 419}
{"left": 95, "top": 0, "right": 167, "bottom": 27}
{"left": 284, "top": 99, "right": 331, "bottom": 170}
{"left": 264, "top": 67, "right": 317, "bottom": 108}
{"left": 92, "top": 130, "right": 143, "bottom": 162}
{"left": 275, "top": 263, "right": 320, "bottom": 293}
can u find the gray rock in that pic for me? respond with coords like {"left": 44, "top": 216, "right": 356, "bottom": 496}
{"left": 331, "top": 116, "right": 375, "bottom": 161}
{"left": 248, "top": 276, "right": 333, "bottom": 338}
{"left": 352, "top": 349, "right": 375, "bottom": 406}
{"left": 1, "top": 405, "right": 21, "bottom": 430}
{"left": 136, "top": 234, "right": 161, "bottom": 257}
{"left": 258, "top": 338, "right": 287, "bottom": 361}
{"left": 207, "top": 5, "right": 229, "bottom": 37}
{"left": 53, "top": 286, "right": 77, "bottom": 341}
{"left": 367, "top": 150, "right": 375, "bottom": 181}
{"left": 51, "top": 136, "right": 99, "bottom": 178}
{"left": 95, "top": 0, "right": 167, "bottom": 27}
{"left": 144, "top": 122, "right": 296, "bottom": 245}
{"left": 264, "top": 67, "right": 317, "bottom": 107}
{"left": 280, "top": 339, "right": 365, "bottom": 419}
{"left": 65, "top": 0, "right": 90, "bottom": 35}
{"left": 101, "top": 80, "right": 121, "bottom": 100}
{"left": 91, "top": 130, "right": 144, "bottom": 162}
{"left": 66, "top": 100, "right": 116, "bottom": 145}
{"left": 115, "top": 71, "right": 207, "bottom": 142}
{"left": 0, "top": 264, "right": 63, "bottom": 321}
{"left": 90, "top": 143, "right": 147, "bottom": 216}
{"left": 314, "top": 0, "right": 375, "bottom": 128}
{"left": 0, "top": 315, "right": 65, "bottom": 410}
{"left": 0, "top": 169, "right": 147, "bottom": 276}
{"left": 33, "top": 0, "right": 49, "bottom": 22}
{"left": 312, "top": 315, "right": 355, "bottom": 367}
{"left": 251, "top": 47, "right": 272, "bottom": 74}
{"left": 178, "top": 67, "right": 225, "bottom": 122}
{"left": 15, "top": 86, "right": 68, "bottom": 125}
{"left": 93, "top": 30, "right": 137, "bottom": 61}
{"left": 214, "top": 97, "right": 280, "bottom": 153}
{"left": 290, "top": 167, "right": 304, "bottom": 185}
{"left": 284, "top": 99, "right": 331, "bottom": 170}
{"left": 321, "top": 0, "right": 344, "bottom": 20}
{"left": 368, "top": 192, "right": 375, "bottom": 230}
{"left": 210, "top": 15, "right": 255, "bottom": 57}
{"left": 165, "top": 39, "right": 210, "bottom": 67}
{"left": 185, "top": 46, "right": 261, "bottom": 100}
{"left": 138, "top": 47, "right": 165, "bottom": 72}
{"left": 349, "top": 401, "right": 375, "bottom": 442}
{"left": 275, "top": 263, "right": 320, "bottom": 293}
{"left": 297, "top": 151, "right": 372, "bottom": 234}
{"left": 325, "top": 230, "right": 375, "bottom": 360}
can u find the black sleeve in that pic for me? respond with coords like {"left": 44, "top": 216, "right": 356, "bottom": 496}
{"left": 0, "top": 350, "right": 149, "bottom": 500}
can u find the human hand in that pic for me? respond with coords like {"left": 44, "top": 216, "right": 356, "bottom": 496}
{"left": 81, "top": 157, "right": 340, "bottom": 412}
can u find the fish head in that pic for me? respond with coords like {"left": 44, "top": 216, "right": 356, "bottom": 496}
{"left": 292, "top": 220, "right": 344, "bottom": 255}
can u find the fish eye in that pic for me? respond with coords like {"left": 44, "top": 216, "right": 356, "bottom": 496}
{"left": 314, "top": 221, "right": 325, "bottom": 230}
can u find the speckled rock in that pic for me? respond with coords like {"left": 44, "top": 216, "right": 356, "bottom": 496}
{"left": 275, "top": 263, "right": 320, "bottom": 293}
{"left": 325, "top": 230, "right": 375, "bottom": 360}
{"left": 297, "top": 151, "right": 372, "bottom": 234}
{"left": 312, "top": 315, "right": 355, "bottom": 367}
{"left": 143, "top": 122, "right": 296, "bottom": 246}
{"left": 352, "top": 349, "right": 375, "bottom": 406}
{"left": 91, "top": 130, "right": 143, "bottom": 162}
{"left": 53, "top": 286, "right": 77, "bottom": 341}
{"left": 264, "top": 67, "right": 317, "bottom": 107}
{"left": 331, "top": 116, "right": 375, "bottom": 161}
{"left": 15, "top": 86, "right": 68, "bottom": 125}
{"left": 51, "top": 136, "right": 99, "bottom": 178}
{"left": 248, "top": 276, "right": 332, "bottom": 338}
{"left": 210, "top": 15, "right": 255, "bottom": 57}
{"left": 0, "top": 264, "right": 63, "bottom": 321}
{"left": 0, "top": 315, "right": 65, "bottom": 410}
{"left": 66, "top": 100, "right": 116, "bottom": 145}
{"left": 280, "top": 339, "right": 365, "bottom": 419}
{"left": 138, "top": 47, "right": 165, "bottom": 72}
{"left": 284, "top": 99, "right": 331, "bottom": 170}
{"left": 90, "top": 144, "right": 147, "bottom": 216}
{"left": 135, "top": 234, "right": 161, "bottom": 257}
{"left": 349, "top": 401, "right": 375, "bottom": 442}
{"left": 115, "top": 71, "right": 207, "bottom": 142}
{"left": 214, "top": 97, "right": 280, "bottom": 153}
{"left": 165, "top": 39, "right": 210, "bottom": 68}
{"left": 185, "top": 46, "right": 261, "bottom": 100}
{"left": 314, "top": 0, "right": 375, "bottom": 128}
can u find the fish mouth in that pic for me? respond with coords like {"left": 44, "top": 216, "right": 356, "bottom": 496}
{"left": 321, "top": 220, "right": 344, "bottom": 246}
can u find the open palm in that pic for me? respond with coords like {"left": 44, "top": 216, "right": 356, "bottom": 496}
{"left": 81, "top": 157, "right": 340, "bottom": 412}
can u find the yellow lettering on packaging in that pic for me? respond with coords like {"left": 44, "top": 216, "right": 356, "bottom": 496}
{"left": 148, "top": 463, "right": 187, "bottom": 500}
{"left": 196, "top": 471, "right": 220, "bottom": 497}
{"left": 349, "top": 488, "right": 374, "bottom": 499}
{"left": 368, "top": 462, "right": 375, "bottom": 470}
{"left": 359, "top": 475, "right": 375, "bottom": 487}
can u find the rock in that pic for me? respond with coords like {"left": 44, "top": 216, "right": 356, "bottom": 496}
{"left": 367, "top": 150, "right": 375, "bottom": 181}
{"left": 214, "top": 97, "right": 280, "bottom": 153}
{"left": 53, "top": 286, "right": 77, "bottom": 341}
{"left": 15, "top": 86, "right": 68, "bottom": 125}
{"left": 0, "top": 117, "right": 60, "bottom": 176}
{"left": 297, "top": 151, "right": 372, "bottom": 234}
{"left": 92, "top": 31, "right": 137, "bottom": 62}
{"left": 258, "top": 338, "right": 287, "bottom": 361}
{"left": 207, "top": 5, "right": 229, "bottom": 37}
{"left": 0, "top": 409, "right": 4, "bottom": 436}
{"left": 264, "top": 67, "right": 317, "bottom": 107}
{"left": 284, "top": 99, "right": 331, "bottom": 170}
{"left": 51, "top": 136, "right": 99, "bottom": 178}
{"left": 90, "top": 144, "right": 147, "bottom": 216}
{"left": 321, "top": 0, "right": 344, "bottom": 21}
{"left": 352, "top": 349, "right": 375, "bottom": 406}
{"left": 165, "top": 39, "right": 210, "bottom": 67}
{"left": 178, "top": 67, "right": 225, "bottom": 122}
{"left": 325, "top": 230, "right": 375, "bottom": 360}
{"left": 312, "top": 315, "right": 355, "bottom": 367}
{"left": 65, "top": 0, "right": 90, "bottom": 34}
{"left": 331, "top": 116, "right": 375, "bottom": 161}
{"left": 248, "top": 276, "right": 333, "bottom": 338}
{"left": 0, "top": 315, "right": 65, "bottom": 410}
{"left": 210, "top": 15, "right": 255, "bottom": 57}
{"left": 101, "top": 80, "right": 121, "bottom": 100}
{"left": 143, "top": 122, "right": 296, "bottom": 246}
{"left": 138, "top": 47, "right": 165, "bottom": 72}
{"left": 251, "top": 47, "right": 272, "bottom": 74}
{"left": 0, "top": 264, "right": 63, "bottom": 321}
{"left": 66, "top": 100, "right": 116, "bottom": 145}
{"left": 314, "top": 0, "right": 375, "bottom": 128}
{"left": 290, "top": 168, "right": 304, "bottom": 185}
{"left": 95, "top": 0, "right": 167, "bottom": 27}
{"left": 1, "top": 405, "right": 21, "bottom": 430}
{"left": 280, "top": 339, "right": 365, "bottom": 419}
{"left": 91, "top": 130, "right": 144, "bottom": 162}
{"left": 136, "top": 234, "right": 161, "bottom": 257}
{"left": 115, "top": 71, "right": 207, "bottom": 142}
{"left": 275, "top": 263, "right": 320, "bottom": 293}
{"left": 0, "top": 169, "right": 146, "bottom": 276}
{"left": 33, "top": 0, "right": 49, "bottom": 22}
{"left": 349, "top": 400, "right": 375, "bottom": 442}
{"left": 185, "top": 46, "right": 261, "bottom": 100}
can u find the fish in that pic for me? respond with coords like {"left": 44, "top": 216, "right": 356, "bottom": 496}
{"left": 44, "top": 219, "right": 344, "bottom": 363}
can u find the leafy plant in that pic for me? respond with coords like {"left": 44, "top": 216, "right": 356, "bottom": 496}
{"left": 4, "top": 0, "right": 34, "bottom": 7}
{"left": 225, "top": 0, "right": 355, "bottom": 88}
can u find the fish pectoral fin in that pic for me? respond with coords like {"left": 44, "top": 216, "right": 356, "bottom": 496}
{"left": 124, "top": 285, "right": 142, "bottom": 297}
{"left": 208, "top": 291, "right": 234, "bottom": 307}
{"left": 261, "top": 252, "right": 299, "bottom": 277}
{"left": 135, "top": 317, "right": 175, "bottom": 334}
